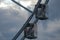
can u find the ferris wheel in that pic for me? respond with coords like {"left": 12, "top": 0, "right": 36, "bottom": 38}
{"left": 11, "top": 0, "right": 49, "bottom": 40}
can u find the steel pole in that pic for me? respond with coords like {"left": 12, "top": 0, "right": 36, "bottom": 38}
{"left": 12, "top": 0, "right": 33, "bottom": 13}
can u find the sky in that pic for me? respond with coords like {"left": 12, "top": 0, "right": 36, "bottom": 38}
{"left": 0, "top": 0, "right": 60, "bottom": 40}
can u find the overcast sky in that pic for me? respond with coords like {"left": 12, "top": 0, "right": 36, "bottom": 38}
{"left": 0, "top": 0, "right": 60, "bottom": 40}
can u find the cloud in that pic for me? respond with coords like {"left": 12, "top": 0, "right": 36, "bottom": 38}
{"left": 0, "top": 32, "right": 3, "bottom": 37}
{"left": 0, "top": 0, "right": 60, "bottom": 40}
{"left": 48, "top": 0, "right": 60, "bottom": 20}
{"left": 0, "top": 0, "right": 4, "bottom": 2}
{"left": 0, "top": 6, "right": 29, "bottom": 29}
{"left": 0, "top": 32, "right": 7, "bottom": 40}
{"left": 37, "top": 19, "right": 60, "bottom": 40}
{"left": 0, "top": 3, "right": 29, "bottom": 40}
{"left": 47, "top": 19, "right": 60, "bottom": 32}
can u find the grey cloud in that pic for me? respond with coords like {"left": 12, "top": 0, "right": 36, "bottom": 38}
{"left": 0, "top": 0, "right": 60, "bottom": 40}
{"left": 48, "top": 0, "right": 60, "bottom": 20}
{"left": 0, "top": 6, "right": 29, "bottom": 40}
{"left": 0, "top": 0, "right": 4, "bottom": 3}
{"left": 37, "top": 20, "right": 60, "bottom": 40}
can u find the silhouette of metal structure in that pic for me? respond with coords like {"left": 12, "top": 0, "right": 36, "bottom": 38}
{"left": 11, "top": 0, "right": 49, "bottom": 40}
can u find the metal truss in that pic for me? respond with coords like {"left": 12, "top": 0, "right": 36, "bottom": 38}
{"left": 11, "top": 0, "right": 49, "bottom": 40}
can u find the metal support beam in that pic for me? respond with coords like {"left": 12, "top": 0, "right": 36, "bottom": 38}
{"left": 12, "top": 0, "right": 41, "bottom": 40}
{"left": 12, "top": 0, "right": 33, "bottom": 13}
